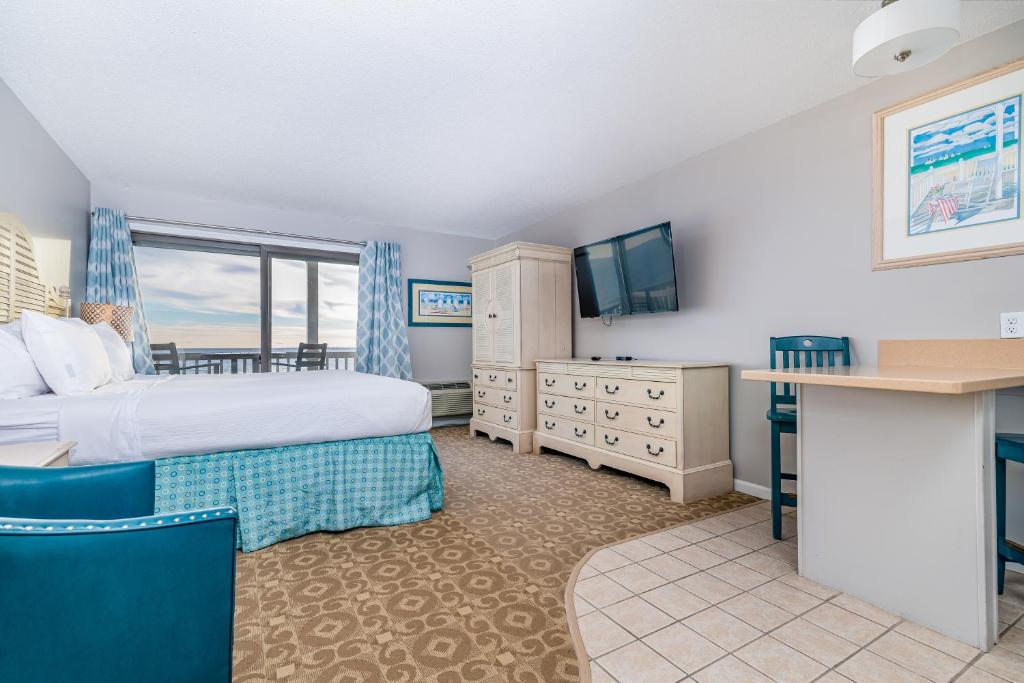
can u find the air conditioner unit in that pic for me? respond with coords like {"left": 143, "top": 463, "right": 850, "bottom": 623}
{"left": 420, "top": 381, "right": 472, "bottom": 418}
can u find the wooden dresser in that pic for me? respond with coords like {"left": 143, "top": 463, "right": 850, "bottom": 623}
{"left": 469, "top": 242, "right": 572, "bottom": 453}
{"left": 534, "top": 358, "right": 732, "bottom": 502}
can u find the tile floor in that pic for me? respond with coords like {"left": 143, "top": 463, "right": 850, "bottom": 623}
{"left": 572, "top": 501, "right": 1024, "bottom": 683}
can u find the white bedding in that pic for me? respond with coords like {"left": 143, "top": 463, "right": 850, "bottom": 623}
{"left": 13, "top": 370, "right": 432, "bottom": 465}
{"left": 0, "top": 392, "right": 65, "bottom": 444}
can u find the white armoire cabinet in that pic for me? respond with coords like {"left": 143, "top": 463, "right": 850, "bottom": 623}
{"left": 468, "top": 242, "right": 572, "bottom": 453}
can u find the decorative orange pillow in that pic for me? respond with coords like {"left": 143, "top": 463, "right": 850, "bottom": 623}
{"left": 79, "top": 302, "right": 133, "bottom": 342}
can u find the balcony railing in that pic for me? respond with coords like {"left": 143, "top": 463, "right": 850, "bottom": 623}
{"left": 176, "top": 350, "right": 356, "bottom": 375}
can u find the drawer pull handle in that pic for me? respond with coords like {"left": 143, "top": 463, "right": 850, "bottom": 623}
{"left": 503, "top": 395, "right": 512, "bottom": 404}
{"left": 604, "top": 435, "right": 619, "bottom": 446}
{"left": 545, "top": 420, "right": 556, "bottom": 430}
{"left": 574, "top": 427, "right": 587, "bottom": 438}
{"left": 477, "top": 409, "right": 486, "bottom": 416}
{"left": 545, "top": 379, "right": 556, "bottom": 387}
{"left": 489, "top": 374, "right": 498, "bottom": 381}
{"left": 544, "top": 399, "right": 556, "bottom": 408}
{"left": 503, "top": 415, "right": 512, "bottom": 423}
{"left": 574, "top": 381, "right": 587, "bottom": 390}
{"left": 646, "top": 444, "right": 665, "bottom": 456}
{"left": 647, "top": 388, "right": 665, "bottom": 400}
{"left": 605, "top": 409, "right": 619, "bottom": 420}
{"left": 574, "top": 405, "right": 587, "bottom": 414}
{"left": 477, "top": 390, "right": 486, "bottom": 398}
{"left": 473, "top": 373, "right": 479, "bottom": 380}
{"left": 605, "top": 384, "right": 620, "bottom": 394}
{"left": 646, "top": 416, "right": 665, "bottom": 428}
{"left": 507, "top": 377, "right": 513, "bottom": 383}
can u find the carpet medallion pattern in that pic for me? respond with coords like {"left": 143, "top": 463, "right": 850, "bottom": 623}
{"left": 232, "top": 426, "right": 756, "bottom": 682}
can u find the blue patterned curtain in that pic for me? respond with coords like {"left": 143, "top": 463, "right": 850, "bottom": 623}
{"left": 86, "top": 208, "right": 155, "bottom": 374}
{"left": 355, "top": 241, "right": 412, "bottom": 380}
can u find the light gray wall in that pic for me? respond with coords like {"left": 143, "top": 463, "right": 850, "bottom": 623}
{"left": 501, "top": 21, "right": 1024, "bottom": 491}
{"left": 91, "top": 182, "right": 492, "bottom": 382}
{"left": 0, "top": 77, "right": 90, "bottom": 306}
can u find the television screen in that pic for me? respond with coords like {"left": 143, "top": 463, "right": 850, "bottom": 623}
{"left": 573, "top": 222, "right": 678, "bottom": 318}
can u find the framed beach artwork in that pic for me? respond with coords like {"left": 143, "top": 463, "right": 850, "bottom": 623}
{"left": 873, "top": 58, "right": 1023, "bottom": 269}
{"left": 407, "top": 279, "right": 472, "bottom": 327}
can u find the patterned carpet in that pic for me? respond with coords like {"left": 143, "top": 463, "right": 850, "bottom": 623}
{"left": 231, "top": 426, "right": 756, "bottom": 682}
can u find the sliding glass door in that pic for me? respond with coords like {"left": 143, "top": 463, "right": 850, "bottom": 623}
{"left": 133, "top": 233, "right": 358, "bottom": 374}
{"left": 267, "top": 252, "right": 359, "bottom": 372}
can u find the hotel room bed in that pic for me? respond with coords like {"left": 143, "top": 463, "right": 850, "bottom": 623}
{"left": 0, "top": 371, "right": 444, "bottom": 551}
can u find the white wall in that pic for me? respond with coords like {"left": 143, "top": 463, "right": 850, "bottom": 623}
{"left": 91, "top": 183, "right": 492, "bottom": 382}
{"left": 0, "top": 77, "right": 90, "bottom": 306}
{"left": 501, "top": 20, "right": 1024, "bottom": 490}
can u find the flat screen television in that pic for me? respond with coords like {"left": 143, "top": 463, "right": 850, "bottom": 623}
{"left": 573, "top": 222, "right": 678, "bottom": 318}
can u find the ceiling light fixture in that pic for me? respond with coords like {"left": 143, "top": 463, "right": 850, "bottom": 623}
{"left": 852, "top": 0, "right": 960, "bottom": 77}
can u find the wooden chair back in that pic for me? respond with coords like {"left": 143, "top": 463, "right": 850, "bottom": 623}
{"left": 769, "top": 336, "right": 850, "bottom": 413}
{"left": 150, "top": 342, "right": 181, "bottom": 375}
{"left": 296, "top": 343, "right": 328, "bottom": 371}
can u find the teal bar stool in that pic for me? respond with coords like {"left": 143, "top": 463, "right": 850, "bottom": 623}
{"left": 768, "top": 335, "right": 851, "bottom": 540}
{"left": 997, "top": 433, "right": 1024, "bottom": 594}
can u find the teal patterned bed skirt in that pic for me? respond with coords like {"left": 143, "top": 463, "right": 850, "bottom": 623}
{"left": 152, "top": 432, "right": 444, "bottom": 552}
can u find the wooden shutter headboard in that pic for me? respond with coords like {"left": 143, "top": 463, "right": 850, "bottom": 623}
{"left": 0, "top": 213, "right": 67, "bottom": 322}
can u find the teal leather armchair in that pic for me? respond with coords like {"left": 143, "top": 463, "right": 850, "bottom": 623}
{"left": 0, "top": 461, "right": 238, "bottom": 683}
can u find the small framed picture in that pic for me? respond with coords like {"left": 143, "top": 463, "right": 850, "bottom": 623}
{"left": 407, "top": 279, "right": 472, "bottom": 327}
{"left": 873, "top": 58, "right": 1023, "bottom": 269}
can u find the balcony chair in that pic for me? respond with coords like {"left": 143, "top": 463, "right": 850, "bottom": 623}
{"left": 294, "top": 342, "right": 328, "bottom": 370}
{"left": 0, "top": 460, "right": 238, "bottom": 683}
{"left": 997, "top": 434, "right": 1024, "bottom": 594}
{"left": 767, "top": 335, "right": 851, "bottom": 540}
{"left": 150, "top": 341, "right": 220, "bottom": 375}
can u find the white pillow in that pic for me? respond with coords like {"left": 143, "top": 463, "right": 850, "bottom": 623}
{"left": 20, "top": 311, "right": 112, "bottom": 395}
{"left": 92, "top": 321, "right": 135, "bottom": 382}
{"left": 0, "top": 321, "right": 50, "bottom": 399}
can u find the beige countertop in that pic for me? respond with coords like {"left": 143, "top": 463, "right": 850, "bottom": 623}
{"left": 741, "top": 365, "right": 1024, "bottom": 395}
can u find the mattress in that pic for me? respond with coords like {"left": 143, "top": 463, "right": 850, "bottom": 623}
{"left": 1, "top": 370, "right": 432, "bottom": 465}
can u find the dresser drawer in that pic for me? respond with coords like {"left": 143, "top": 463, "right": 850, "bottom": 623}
{"left": 537, "top": 414, "right": 594, "bottom": 445}
{"left": 538, "top": 372, "right": 596, "bottom": 398}
{"left": 596, "top": 402, "right": 678, "bottom": 437}
{"left": 596, "top": 426, "right": 678, "bottom": 468}
{"left": 473, "top": 368, "right": 508, "bottom": 388}
{"left": 595, "top": 378, "right": 677, "bottom": 409}
{"left": 539, "top": 395, "right": 594, "bottom": 421}
{"left": 475, "top": 386, "right": 518, "bottom": 410}
{"left": 474, "top": 403, "right": 519, "bottom": 429}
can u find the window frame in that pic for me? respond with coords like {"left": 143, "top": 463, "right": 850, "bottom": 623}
{"left": 131, "top": 231, "right": 360, "bottom": 372}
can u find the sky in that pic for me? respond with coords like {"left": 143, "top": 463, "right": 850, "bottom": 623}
{"left": 911, "top": 96, "right": 1019, "bottom": 169}
{"left": 134, "top": 246, "right": 358, "bottom": 350}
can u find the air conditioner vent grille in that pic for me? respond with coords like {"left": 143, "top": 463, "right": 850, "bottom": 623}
{"left": 420, "top": 381, "right": 473, "bottom": 417}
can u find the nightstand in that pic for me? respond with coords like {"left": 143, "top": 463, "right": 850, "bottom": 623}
{"left": 0, "top": 441, "right": 75, "bottom": 467}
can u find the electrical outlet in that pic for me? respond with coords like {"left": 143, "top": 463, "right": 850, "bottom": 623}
{"left": 1002, "top": 312, "right": 1024, "bottom": 339}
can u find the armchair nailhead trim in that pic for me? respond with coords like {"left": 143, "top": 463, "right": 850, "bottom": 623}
{"left": 0, "top": 506, "right": 237, "bottom": 533}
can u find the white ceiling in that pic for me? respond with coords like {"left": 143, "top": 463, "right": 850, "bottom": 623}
{"left": 1, "top": 1, "right": 1023, "bottom": 238}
